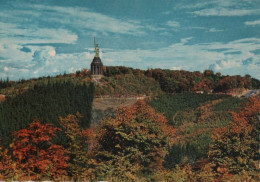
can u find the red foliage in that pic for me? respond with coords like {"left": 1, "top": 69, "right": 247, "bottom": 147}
{"left": 116, "top": 100, "right": 176, "bottom": 138}
{"left": 82, "top": 128, "right": 96, "bottom": 151}
{"left": 216, "top": 75, "right": 250, "bottom": 92}
{"left": 0, "top": 95, "right": 5, "bottom": 103}
{"left": 210, "top": 97, "right": 260, "bottom": 178}
{"left": 11, "top": 119, "right": 68, "bottom": 180}
{"left": 230, "top": 96, "right": 260, "bottom": 134}
{"left": 70, "top": 73, "right": 76, "bottom": 77}
{"left": 0, "top": 144, "right": 19, "bottom": 180}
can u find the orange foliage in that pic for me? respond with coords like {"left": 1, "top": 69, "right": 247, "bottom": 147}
{"left": 0, "top": 95, "right": 5, "bottom": 103}
{"left": 0, "top": 145, "right": 21, "bottom": 180}
{"left": 80, "top": 68, "right": 89, "bottom": 77}
{"left": 92, "top": 100, "right": 176, "bottom": 179}
{"left": 215, "top": 75, "right": 250, "bottom": 92}
{"left": 230, "top": 96, "right": 260, "bottom": 134}
{"left": 70, "top": 73, "right": 76, "bottom": 77}
{"left": 11, "top": 119, "right": 68, "bottom": 180}
{"left": 116, "top": 100, "right": 176, "bottom": 141}
{"left": 82, "top": 127, "right": 96, "bottom": 152}
{"left": 58, "top": 113, "right": 96, "bottom": 180}
{"left": 209, "top": 97, "right": 260, "bottom": 179}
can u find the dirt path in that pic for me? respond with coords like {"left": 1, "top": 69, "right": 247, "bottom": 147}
{"left": 92, "top": 96, "right": 149, "bottom": 124}
{"left": 173, "top": 99, "right": 224, "bottom": 143}
{"left": 93, "top": 96, "right": 148, "bottom": 111}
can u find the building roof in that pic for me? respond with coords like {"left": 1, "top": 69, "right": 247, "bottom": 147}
{"left": 91, "top": 57, "right": 103, "bottom": 65}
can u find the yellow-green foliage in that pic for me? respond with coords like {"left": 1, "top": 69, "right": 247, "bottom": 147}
{"left": 96, "top": 74, "right": 162, "bottom": 96}
{"left": 91, "top": 100, "right": 175, "bottom": 181}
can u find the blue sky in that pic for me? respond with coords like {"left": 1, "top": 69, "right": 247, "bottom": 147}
{"left": 0, "top": 0, "right": 260, "bottom": 80}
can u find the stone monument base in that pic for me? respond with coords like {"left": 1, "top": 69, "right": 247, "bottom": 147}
{"left": 91, "top": 75, "right": 103, "bottom": 85}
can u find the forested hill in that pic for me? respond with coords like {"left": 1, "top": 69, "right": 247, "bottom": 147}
{"left": 98, "top": 66, "right": 260, "bottom": 96}
{"left": 0, "top": 80, "right": 94, "bottom": 147}
{"left": 1, "top": 66, "right": 260, "bottom": 98}
{"left": 148, "top": 93, "right": 248, "bottom": 169}
{"left": 0, "top": 67, "right": 259, "bottom": 146}
{"left": 0, "top": 67, "right": 259, "bottom": 181}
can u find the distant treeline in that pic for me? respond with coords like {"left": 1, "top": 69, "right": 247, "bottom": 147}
{"left": 0, "top": 78, "right": 12, "bottom": 90}
{"left": 145, "top": 69, "right": 260, "bottom": 93}
{"left": 0, "top": 80, "right": 94, "bottom": 147}
{"left": 102, "top": 66, "right": 260, "bottom": 93}
{"left": 1, "top": 67, "right": 260, "bottom": 96}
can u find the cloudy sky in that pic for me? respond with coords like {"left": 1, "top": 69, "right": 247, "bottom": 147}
{"left": 0, "top": 0, "right": 260, "bottom": 80}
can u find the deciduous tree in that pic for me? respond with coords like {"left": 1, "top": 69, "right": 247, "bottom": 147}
{"left": 209, "top": 97, "right": 260, "bottom": 180}
{"left": 58, "top": 113, "right": 96, "bottom": 181}
{"left": 92, "top": 100, "right": 176, "bottom": 180}
{"left": 11, "top": 119, "right": 68, "bottom": 180}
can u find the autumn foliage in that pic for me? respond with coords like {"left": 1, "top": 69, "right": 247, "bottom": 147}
{"left": 58, "top": 113, "right": 96, "bottom": 181}
{"left": 92, "top": 100, "right": 176, "bottom": 180}
{"left": 209, "top": 97, "right": 260, "bottom": 180}
{"left": 0, "top": 120, "right": 68, "bottom": 181}
{"left": 153, "top": 97, "right": 260, "bottom": 181}
{"left": 0, "top": 95, "right": 5, "bottom": 103}
{"left": 0, "top": 144, "right": 17, "bottom": 180}
{"left": 144, "top": 68, "right": 259, "bottom": 93}
{"left": 0, "top": 96, "right": 259, "bottom": 181}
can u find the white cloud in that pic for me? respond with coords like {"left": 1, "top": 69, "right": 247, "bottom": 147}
{"left": 0, "top": 43, "right": 32, "bottom": 69}
{"left": 2, "top": 37, "right": 260, "bottom": 80}
{"left": 180, "top": 37, "right": 193, "bottom": 43}
{"left": 192, "top": 8, "right": 260, "bottom": 16}
{"left": 146, "top": 25, "right": 165, "bottom": 31}
{"left": 0, "top": 43, "right": 89, "bottom": 80}
{"left": 99, "top": 37, "right": 260, "bottom": 79}
{"left": 245, "top": 19, "right": 260, "bottom": 26}
{"left": 31, "top": 4, "right": 146, "bottom": 35}
{"left": 48, "top": 49, "right": 56, "bottom": 57}
{"left": 4, "top": 67, "right": 9, "bottom": 71}
{"left": 174, "top": 1, "right": 215, "bottom": 10}
{"left": 0, "top": 22, "right": 78, "bottom": 44}
{"left": 32, "top": 47, "right": 56, "bottom": 63}
{"left": 172, "top": 0, "right": 260, "bottom": 17}
{"left": 162, "top": 11, "right": 171, "bottom": 15}
{"left": 69, "top": 67, "right": 75, "bottom": 73}
{"left": 174, "top": 0, "right": 248, "bottom": 10}
{"left": 1, "top": 0, "right": 260, "bottom": 82}
{"left": 207, "top": 28, "right": 223, "bottom": 32}
{"left": 171, "top": 66, "right": 187, "bottom": 70}
{"left": 181, "top": 0, "right": 260, "bottom": 17}
{"left": 27, "top": 50, "right": 93, "bottom": 79}
{"left": 0, "top": 9, "right": 41, "bottom": 19}
{"left": 215, "top": 60, "right": 241, "bottom": 69}
{"left": 209, "top": 59, "right": 260, "bottom": 78}
{"left": 0, "top": 43, "right": 4, "bottom": 51}
{"left": 166, "top": 21, "right": 180, "bottom": 28}
{"left": 206, "top": 38, "right": 260, "bottom": 77}
{"left": 2, "top": 35, "right": 260, "bottom": 80}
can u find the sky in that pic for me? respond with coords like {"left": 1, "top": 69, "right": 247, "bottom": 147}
{"left": 0, "top": 0, "right": 260, "bottom": 81}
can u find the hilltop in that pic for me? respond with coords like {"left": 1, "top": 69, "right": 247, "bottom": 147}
{"left": 1, "top": 66, "right": 259, "bottom": 125}
{"left": 0, "top": 66, "right": 259, "bottom": 180}
{"left": 1, "top": 66, "right": 259, "bottom": 142}
{"left": 1, "top": 66, "right": 260, "bottom": 98}
{"left": 1, "top": 66, "right": 259, "bottom": 124}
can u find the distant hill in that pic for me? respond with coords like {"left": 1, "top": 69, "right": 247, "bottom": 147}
{"left": 1, "top": 66, "right": 260, "bottom": 98}
{"left": 100, "top": 66, "right": 260, "bottom": 95}
{"left": 0, "top": 66, "right": 259, "bottom": 146}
